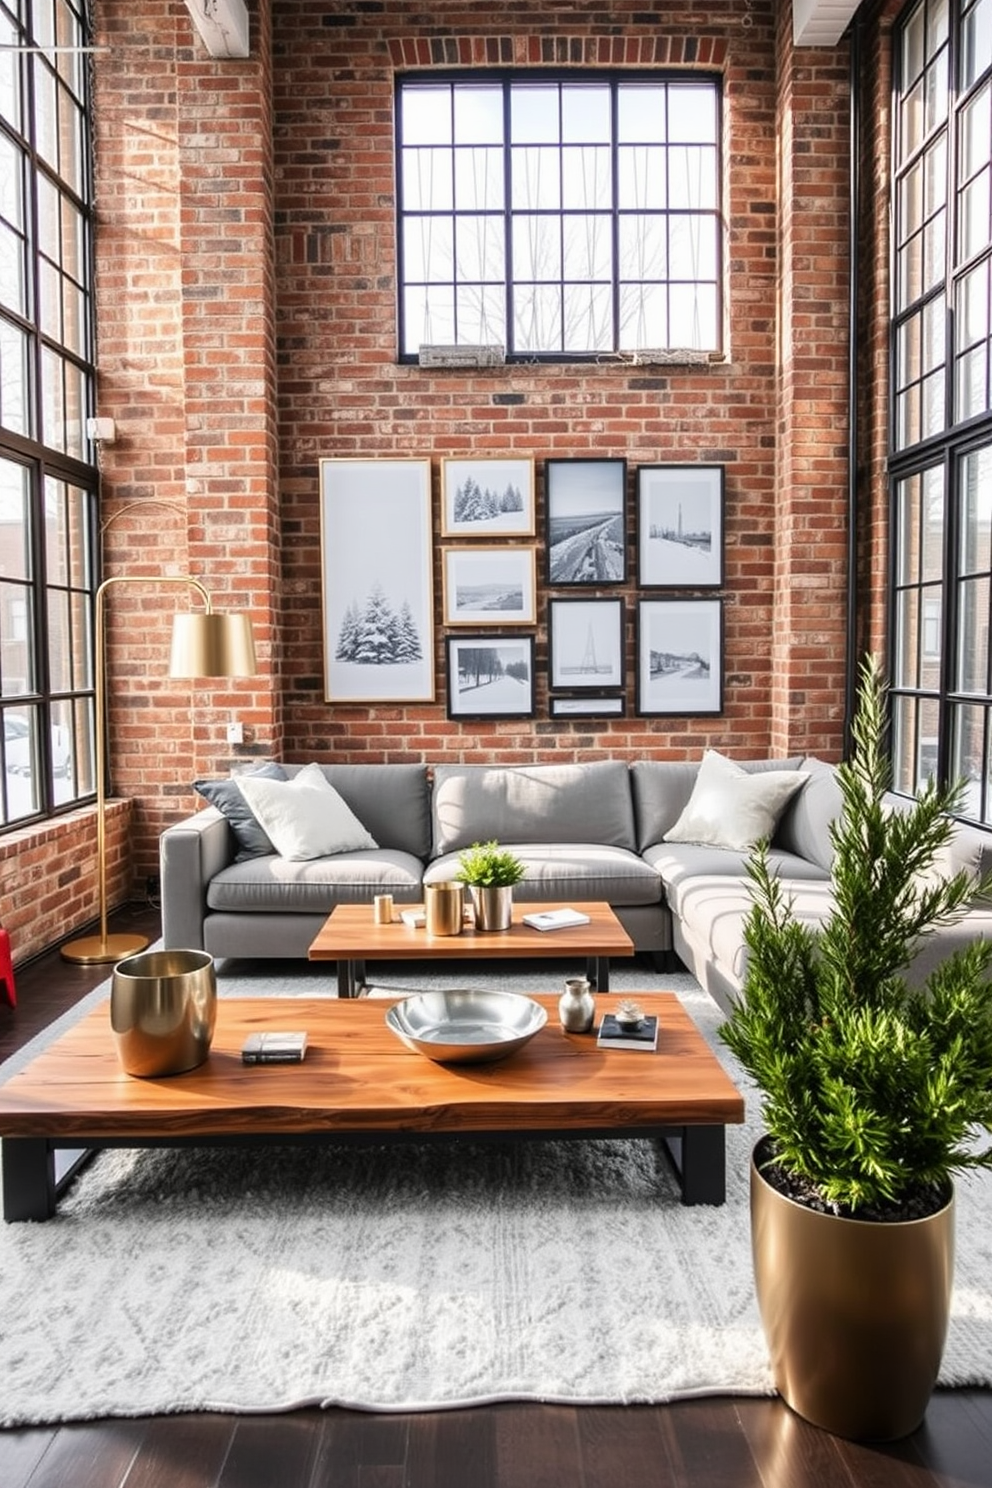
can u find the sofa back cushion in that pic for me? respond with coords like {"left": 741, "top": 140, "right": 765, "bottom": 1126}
{"left": 282, "top": 763, "right": 431, "bottom": 859}
{"left": 431, "top": 761, "right": 636, "bottom": 856}
{"left": 774, "top": 757, "right": 843, "bottom": 873}
{"left": 631, "top": 757, "right": 804, "bottom": 853}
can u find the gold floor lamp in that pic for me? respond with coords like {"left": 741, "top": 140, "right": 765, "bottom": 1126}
{"left": 60, "top": 575, "right": 257, "bottom": 965}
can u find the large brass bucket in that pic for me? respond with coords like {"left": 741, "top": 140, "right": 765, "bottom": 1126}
{"left": 111, "top": 949, "right": 217, "bottom": 1077}
{"left": 750, "top": 1137, "right": 954, "bottom": 1441}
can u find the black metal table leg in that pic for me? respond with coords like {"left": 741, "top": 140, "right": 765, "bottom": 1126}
{"left": 663, "top": 1124, "right": 727, "bottom": 1205}
{"left": 586, "top": 955, "right": 610, "bottom": 991}
{"left": 2, "top": 1137, "right": 56, "bottom": 1222}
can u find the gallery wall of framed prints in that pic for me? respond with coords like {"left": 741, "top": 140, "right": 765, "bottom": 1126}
{"left": 320, "top": 454, "right": 728, "bottom": 721}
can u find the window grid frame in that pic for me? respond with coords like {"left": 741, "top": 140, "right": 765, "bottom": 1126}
{"left": 396, "top": 69, "right": 724, "bottom": 363}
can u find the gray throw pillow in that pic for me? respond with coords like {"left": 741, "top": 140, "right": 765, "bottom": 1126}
{"left": 194, "top": 762, "right": 287, "bottom": 860}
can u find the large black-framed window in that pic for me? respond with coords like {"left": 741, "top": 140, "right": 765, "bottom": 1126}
{"left": 890, "top": 0, "right": 992, "bottom": 823}
{"left": 0, "top": 0, "right": 99, "bottom": 831}
{"left": 396, "top": 71, "right": 723, "bottom": 362}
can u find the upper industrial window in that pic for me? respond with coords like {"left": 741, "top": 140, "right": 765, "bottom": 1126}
{"left": 395, "top": 73, "right": 723, "bottom": 362}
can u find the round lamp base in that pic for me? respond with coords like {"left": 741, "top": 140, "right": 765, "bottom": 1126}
{"left": 61, "top": 931, "right": 150, "bottom": 965}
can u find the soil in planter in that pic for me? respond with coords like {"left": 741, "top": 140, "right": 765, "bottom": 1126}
{"left": 758, "top": 1145, "right": 950, "bottom": 1224}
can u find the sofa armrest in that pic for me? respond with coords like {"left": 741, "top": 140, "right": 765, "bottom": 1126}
{"left": 160, "top": 807, "right": 234, "bottom": 950}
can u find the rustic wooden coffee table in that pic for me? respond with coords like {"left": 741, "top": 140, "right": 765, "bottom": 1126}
{"left": 0, "top": 992, "right": 744, "bottom": 1221}
{"left": 308, "top": 900, "right": 634, "bottom": 997}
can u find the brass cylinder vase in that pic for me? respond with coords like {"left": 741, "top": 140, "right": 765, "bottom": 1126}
{"left": 750, "top": 1137, "right": 954, "bottom": 1441}
{"left": 424, "top": 882, "right": 463, "bottom": 936}
{"left": 469, "top": 884, "right": 514, "bottom": 932}
{"left": 111, "top": 949, "right": 217, "bottom": 1077}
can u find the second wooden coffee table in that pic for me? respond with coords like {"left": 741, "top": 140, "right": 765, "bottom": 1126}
{"left": 308, "top": 900, "right": 635, "bottom": 998}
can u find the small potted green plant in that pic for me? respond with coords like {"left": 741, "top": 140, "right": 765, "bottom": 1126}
{"left": 456, "top": 840, "right": 526, "bottom": 931}
{"left": 720, "top": 654, "right": 992, "bottom": 1441}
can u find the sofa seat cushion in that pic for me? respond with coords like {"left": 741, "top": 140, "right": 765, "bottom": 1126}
{"left": 431, "top": 761, "right": 636, "bottom": 855}
{"left": 645, "top": 841, "right": 830, "bottom": 891}
{"left": 671, "top": 875, "right": 837, "bottom": 988}
{"left": 424, "top": 843, "right": 662, "bottom": 907}
{"left": 205, "top": 849, "right": 423, "bottom": 915}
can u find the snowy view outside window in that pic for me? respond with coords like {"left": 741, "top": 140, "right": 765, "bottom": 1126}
{"left": 398, "top": 74, "right": 722, "bottom": 359}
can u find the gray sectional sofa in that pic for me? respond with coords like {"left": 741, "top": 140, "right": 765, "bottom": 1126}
{"left": 159, "top": 755, "right": 992, "bottom": 1009}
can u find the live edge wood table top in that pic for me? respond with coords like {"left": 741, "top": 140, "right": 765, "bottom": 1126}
{"left": 0, "top": 993, "right": 744, "bottom": 1221}
{"left": 308, "top": 900, "right": 635, "bottom": 997}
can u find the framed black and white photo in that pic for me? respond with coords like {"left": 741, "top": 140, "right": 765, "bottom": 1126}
{"left": 442, "top": 546, "right": 537, "bottom": 627}
{"left": 441, "top": 457, "right": 535, "bottom": 537}
{"left": 549, "top": 694, "right": 626, "bottom": 720}
{"left": 446, "top": 635, "right": 535, "bottom": 719}
{"left": 548, "top": 597, "right": 624, "bottom": 691}
{"left": 636, "top": 599, "right": 723, "bottom": 716}
{"left": 545, "top": 458, "right": 627, "bottom": 585}
{"left": 637, "top": 464, "right": 724, "bottom": 588}
{"left": 319, "top": 457, "right": 435, "bottom": 703}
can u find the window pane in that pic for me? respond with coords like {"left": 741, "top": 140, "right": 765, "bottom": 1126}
{"left": 669, "top": 146, "right": 717, "bottom": 209}
{"left": 403, "top": 215, "right": 453, "bottom": 282}
{"left": 951, "top": 702, "right": 987, "bottom": 817}
{"left": 957, "top": 574, "right": 991, "bottom": 689}
{"left": 0, "top": 318, "right": 29, "bottom": 435}
{"left": 0, "top": 223, "right": 24, "bottom": 317}
{"left": 455, "top": 215, "right": 504, "bottom": 281}
{"left": 618, "top": 85, "right": 667, "bottom": 143}
{"left": 454, "top": 147, "right": 503, "bottom": 211}
{"left": 403, "top": 148, "right": 453, "bottom": 213}
{"left": 47, "top": 588, "right": 69, "bottom": 691}
{"left": 618, "top": 145, "right": 666, "bottom": 210}
{"left": 561, "top": 145, "right": 610, "bottom": 210}
{"left": 454, "top": 284, "right": 505, "bottom": 345}
{"left": 619, "top": 214, "right": 667, "bottom": 279}
{"left": 670, "top": 284, "right": 718, "bottom": 348}
{"left": 961, "top": 0, "right": 992, "bottom": 89}
{"left": 514, "top": 284, "right": 561, "bottom": 352}
{"left": 960, "top": 443, "right": 992, "bottom": 571}
{"left": 562, "top": 214, "right": 611, "bottom": 280}
{"left": 512, "top": 215, "right": 561, "bottom": 281}
{"left": 403, "top": 284, "right": 454, "bottom": 353}
{"left": 669, "top": 215, "right": 717, "bottom": 280}
{"left": 561, "top": 85, "right": 610, "bottom": 144}
{"left": 511, "top": 146, "right": 561, "bottom": 210}
{"left": 511, "top": 85, "right": 560, "bottom": 145}
{"left": 668, "top": 84, "right": 718, "bottom": 143}
{"left": 452, "top": 85, "right": 502, "bottom": 145}
{"left": 891, "top": 693, "right": 919, "bottom": 794}
{"left": 896, "top": 588, "right": 921, "bottom": 686}
{"left": 619, "top": 282, "right": 668, "bottom": 349}
{"left": 402, "top": 86, "right": 452, "bottom": 146}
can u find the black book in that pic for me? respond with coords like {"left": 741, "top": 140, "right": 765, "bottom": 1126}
{"left": 242, "top": 1031, "right": 308, "bottom": 1064}
{"left": 596, "top": 1014, "right": 659, "bottom": 1051}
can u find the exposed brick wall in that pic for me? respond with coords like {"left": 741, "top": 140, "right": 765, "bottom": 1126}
{"left": 14, "top": 0, "right": 897, "bottom": 961}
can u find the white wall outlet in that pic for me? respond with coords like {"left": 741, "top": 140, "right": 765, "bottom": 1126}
{"left": 226, "top": 721, "right": 244, "bottom": 745}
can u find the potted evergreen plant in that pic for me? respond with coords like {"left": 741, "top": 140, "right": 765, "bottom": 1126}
{"left": 720, "top": 655, "right": 992, "bottom": 1441}
{"left": 456, "top": 840, "right": 526, "bottom": 931}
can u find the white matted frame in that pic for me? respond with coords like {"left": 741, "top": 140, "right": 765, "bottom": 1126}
{"left": 446, "top": 635, "right": 535, "bottom": 719}
{"left": 442, "top": 546, "right": 537, "bottom": 627}
{"left": 549, "top": 694, "right": 626, "bottom": 719}
{"left": 320, "top": 457, "right": 435, "bottom": 703}
{"left": 636, "top": 598, "right": 723, "bottom": 715}
{"left": 548, "top": 597, "right": 625, "bottom": 691}
{"left": 637, "top": 464, "right": 724, "bottom": 588}
{"left": 441, "top": 457, "right": 536, "bottom": 537}
{"left": 545, "top": 457, "right": 627, "bottom": 585}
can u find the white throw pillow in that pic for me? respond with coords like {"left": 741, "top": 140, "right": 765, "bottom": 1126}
{"left": 235, "top": 763, "right": 378, "bottom": 861}
{"left": 664, "top": 750, "right": 808, "bottom": 851}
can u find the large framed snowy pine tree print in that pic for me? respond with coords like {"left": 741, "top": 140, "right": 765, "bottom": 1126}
{"left": 320, "top": 457, "right": 435, "bottom": 703}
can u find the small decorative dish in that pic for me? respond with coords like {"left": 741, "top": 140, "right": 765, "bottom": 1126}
{"left": 614, "top": 998, "right": 646, "bottom": 1031}
{"left": 384, "top": 989, "right": 547, "bottom": 1064}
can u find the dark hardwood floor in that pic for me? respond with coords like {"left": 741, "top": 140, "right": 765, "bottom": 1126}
{"left": 1, "top": 906, "right": 990, "bottom": 1487}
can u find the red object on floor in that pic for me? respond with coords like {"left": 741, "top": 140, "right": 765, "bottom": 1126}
{"left": 0, "top": 927, "right": 15, "bottom": 1007}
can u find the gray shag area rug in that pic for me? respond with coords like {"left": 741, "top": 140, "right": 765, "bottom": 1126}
{"left": 1, "top": 953, "right": 990, "bottom": 1426}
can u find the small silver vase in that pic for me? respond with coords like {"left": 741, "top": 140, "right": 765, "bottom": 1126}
{"left": 558, "top": 976, "right": 596, "bottom": 1033}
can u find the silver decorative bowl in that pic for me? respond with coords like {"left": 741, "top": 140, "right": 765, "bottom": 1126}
{"left": 111, "top": 948, "right": 217, "bottom": 1077}
{"left": 385, "top": 989, "right": 547, "bottom": 1064}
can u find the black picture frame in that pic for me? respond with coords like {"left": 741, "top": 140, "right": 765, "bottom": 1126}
{"left": 636, "top": 464, "right": 724, "bottom": 589}
{"left": 446, "top": 634, "right": 536, "bottom": 719}
{"left": 545, "top": 457, "right": 627, "bottom": 585}
{"left": 548, "top": 597, "right": 625, "bottom": 691}
{"left": 635, "top": 599, "right": 724, "bottom": 716}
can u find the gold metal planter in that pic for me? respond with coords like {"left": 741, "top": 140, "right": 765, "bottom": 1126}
{"left": 111, "top": 948, "right": 217, "bottom": 1077}
{"left": 750, "top": 1137, "right": 954, "bottom": 1441}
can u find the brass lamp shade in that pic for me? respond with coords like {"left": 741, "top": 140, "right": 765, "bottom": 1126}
{"left": 169, "top": 611, "right": 257, "bottom": 678}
